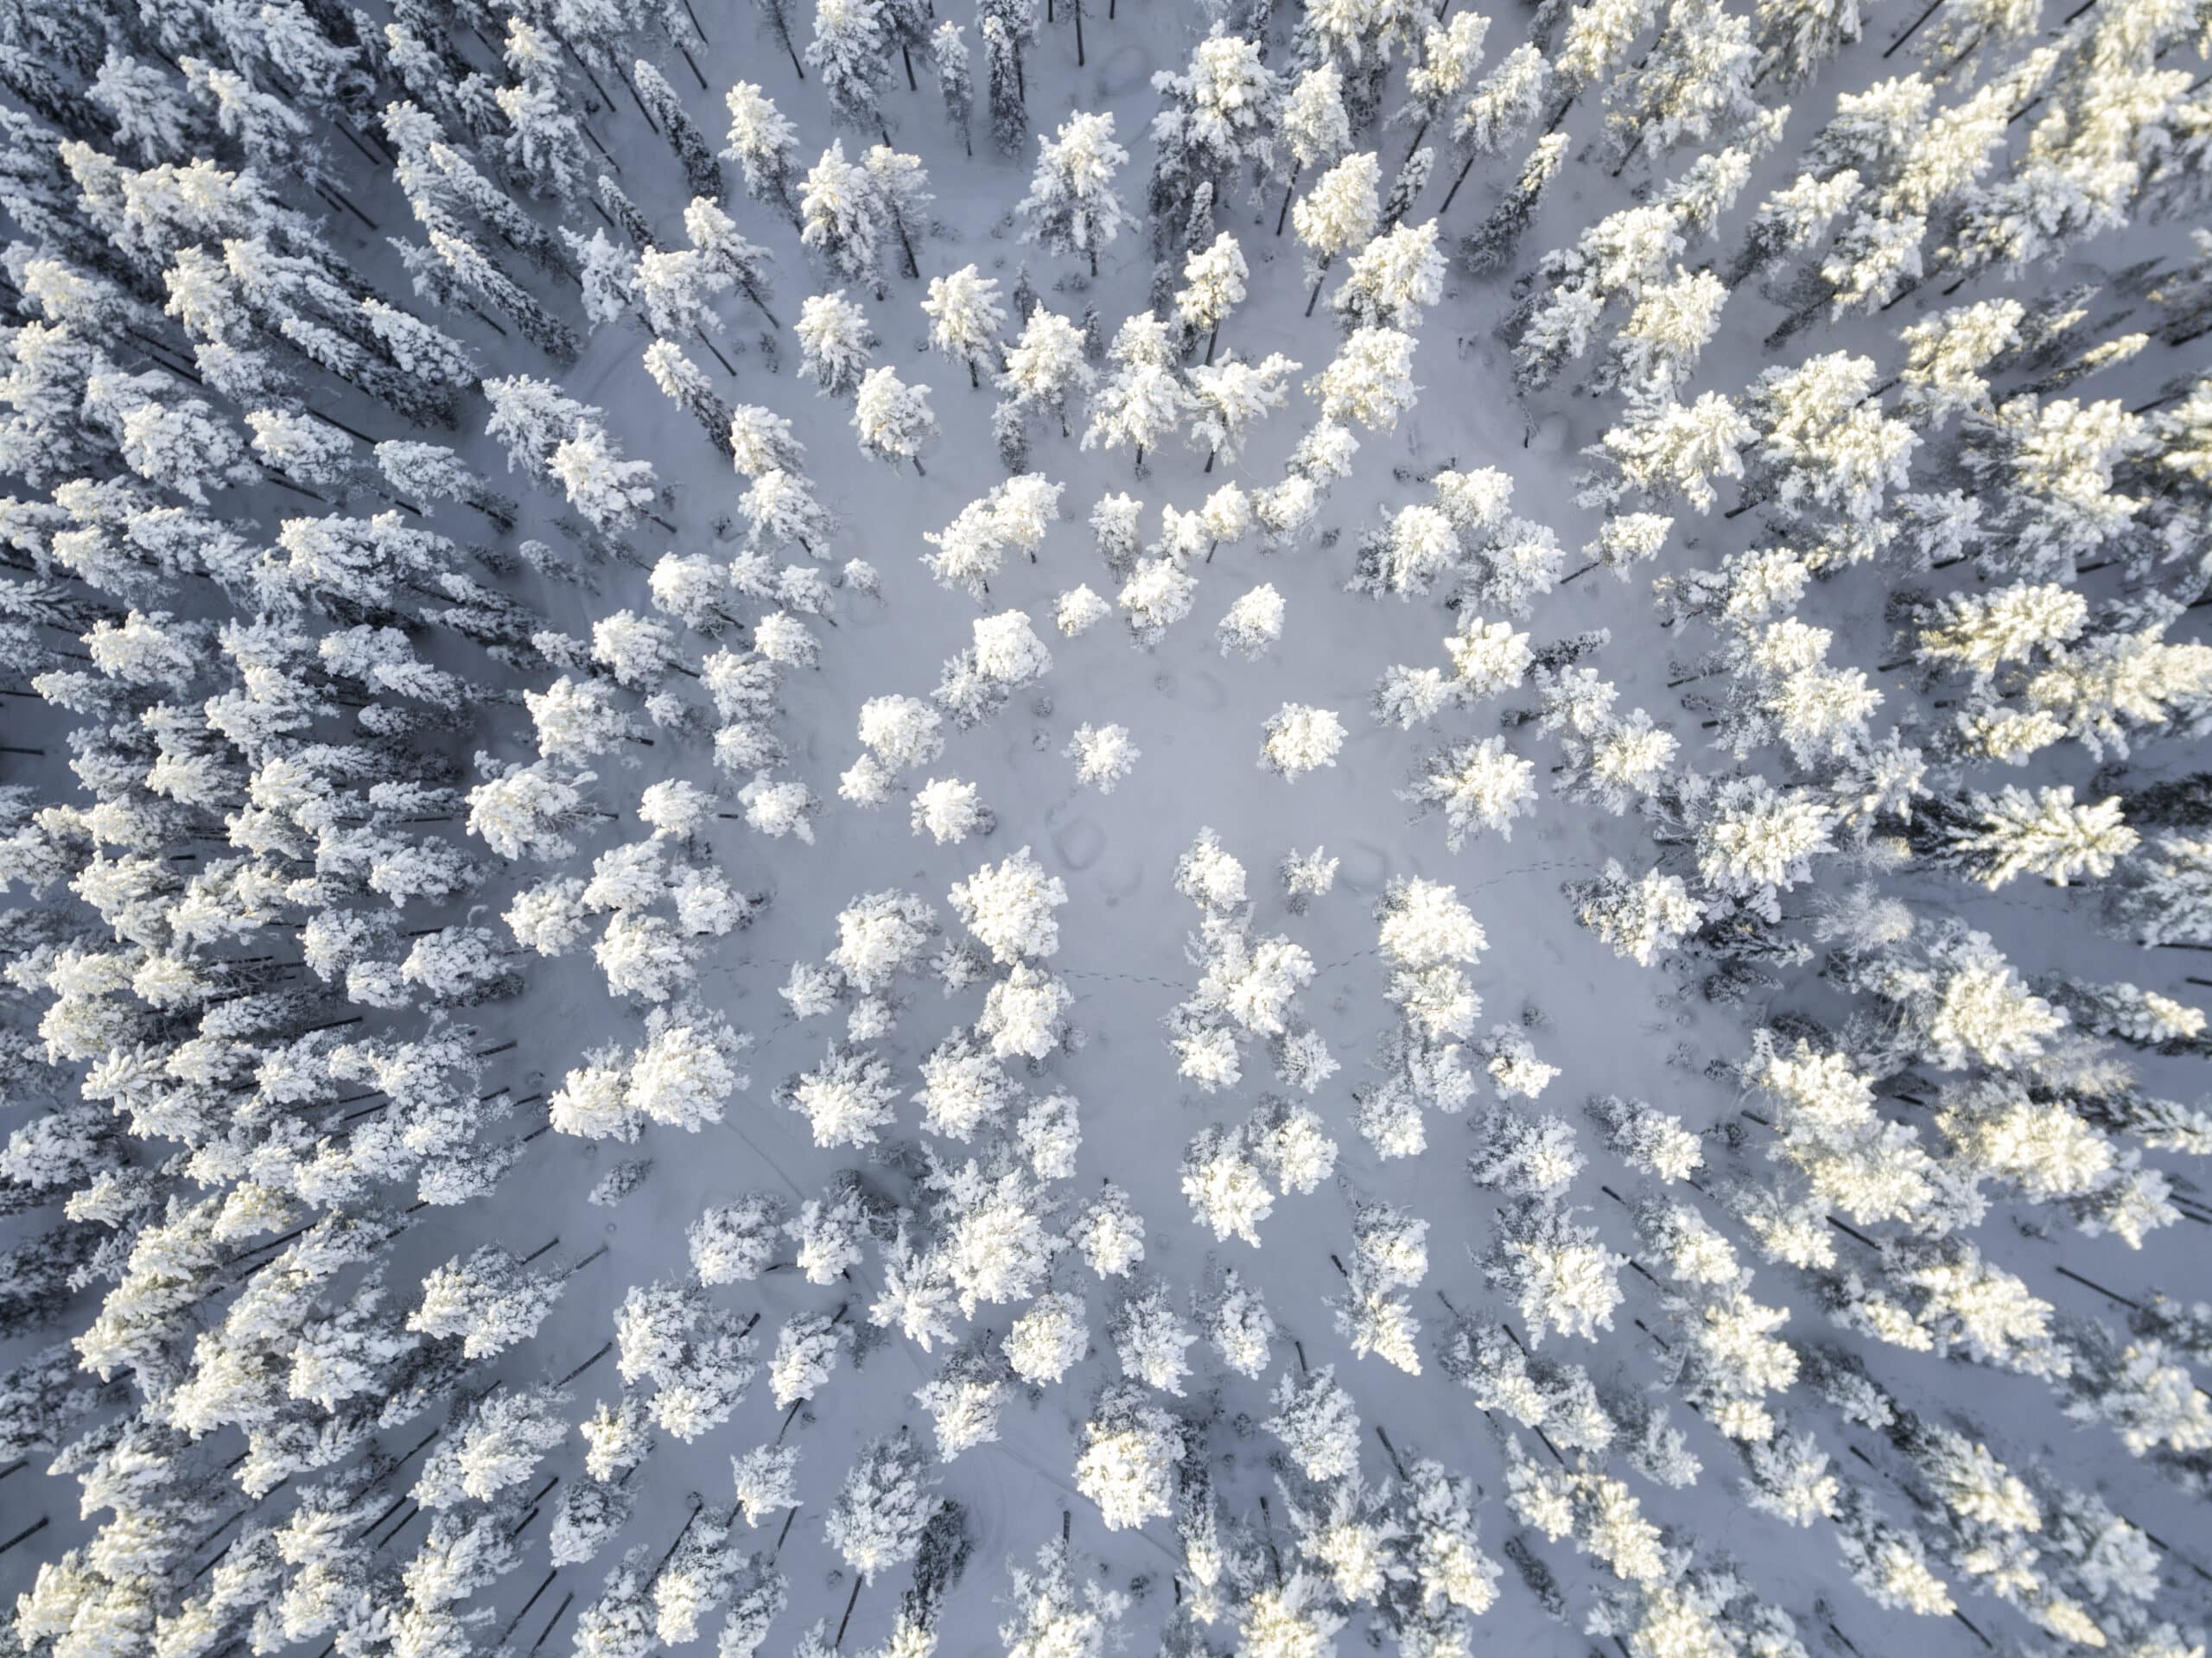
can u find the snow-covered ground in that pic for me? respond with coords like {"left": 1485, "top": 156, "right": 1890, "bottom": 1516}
{"left": 2, "top": 0, "right": 2209, "bottom": 1656}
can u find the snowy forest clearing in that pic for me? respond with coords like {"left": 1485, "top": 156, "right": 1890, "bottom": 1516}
{"left": 0, "top": 0, "right": 2209, "bottom": 1655}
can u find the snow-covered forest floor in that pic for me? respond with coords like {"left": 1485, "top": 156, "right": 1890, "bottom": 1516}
{"left": 1, "top": 0, "right": 2210, "bottom": 1655}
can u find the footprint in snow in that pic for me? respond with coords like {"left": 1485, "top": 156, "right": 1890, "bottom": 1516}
{"left": 1053, "top": 816, "right": 1107, "bottom": 872}
{"left": 1095, "top": 853, "right": 1142, "bottom": 900}
{"left": 1338, "top": 840, "right": 1391, "bottom": 893}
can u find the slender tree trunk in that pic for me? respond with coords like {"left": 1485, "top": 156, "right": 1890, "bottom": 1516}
{"left": 499, "top": 1572, "right": 559, "bottom": 1646}
{"left": 553, "top": 32, "right": 620, "bottom": 115}
{"left": 835, "top": 1575, "right": 864, "bottom": 1648}
{"left": 1828, "top": 1214, "right": 1879, "bottom": 1250}
{"left": 1438, "top": 151, "right": 1478, "bottom": 215}
{"left": 742, "top": 281, "right": 783, "bottom": 331}
{"left": 695, "top": 328, "right": 738, "bottom": 376}
{"left": 0, "top": 1518, "right": 49, "bottom": 1555}
{"left": 581, "top": 123, "right": 621, "bottom": 169}
{"left": 511, "top": 1477, "right": 557, "bottom": 1534}
{"left": 652, "top": 1502, "right": 706, "bottom": 1580}
{"left": 327, "top": 117, "right": 385, "bottom": 168}
{"left": 1073, "top": 0, "right": 1085, "bottom": 65}
{"left": 528, "top": 1593, "right": 575, "bottom": 1656}
{"left": 1275, "top": 166, "right": 1299, "bottom": 235}
{"left": 192, "top": 1508, "right": 249, "bottom": 1553}
{"left": 1885, "top": 0, "right": 1943, "bottom": 54}
{"left": 2055, "top": 1263, "right": 2141, "bottom": 1308}
{"left": 372, "top": 1504, "right": 422, "bottom": 1548}
{"left": 1204, "top": 325, "right": 1218, "bottom": 365}
{"left": 321, "top": 184, "right": 381, "bottom": 232}
{"left": 1764, "top": 296, "right": 1826, "bottom": 347}
{"left": 614, "top": 61, "right": 662, "bottom": 131}
{"left": 266, "top": 472, "right": 330, "bottom": 505}
{"left": 557, "top": 1340, "right": 615, "bottom": 1386}
{"left": 1952, "top": 1611, "right": 1995, "bottom": 1651}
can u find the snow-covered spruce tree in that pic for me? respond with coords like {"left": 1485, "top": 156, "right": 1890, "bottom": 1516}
{"left": 980, "top": 11, "right": 1029, "bottom": 156}
{"left": 932, "top": 20, "right": 976, "bottom": 155}
{"left": 1293, "top": 0, "right": 1421, "bottom": 126}
{"left": 633, "top": 60, "right": 721, "bottom": 198}
{"left": 805, "top": 0, "right": 891, "bottom": 136}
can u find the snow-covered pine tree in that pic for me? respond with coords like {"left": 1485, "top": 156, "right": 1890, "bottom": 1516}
{"left": 724, "top": 79, "right": 803, "bottom": 224}
{"left": 922, "top": 264, "right": 1007, "bottom": 388}
{"left": 1018, "top": 111, "right": 1132, "bottom": 277}
{"left": 799, "top": 140, "right": 887, "bottom": 296}
{"left": 1147, "top": 29, "right": 1280, "bottom": 259}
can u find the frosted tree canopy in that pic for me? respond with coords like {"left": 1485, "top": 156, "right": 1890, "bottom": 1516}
{"left": 0, "top": 1, "right": 2208, "bottom": 1657}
